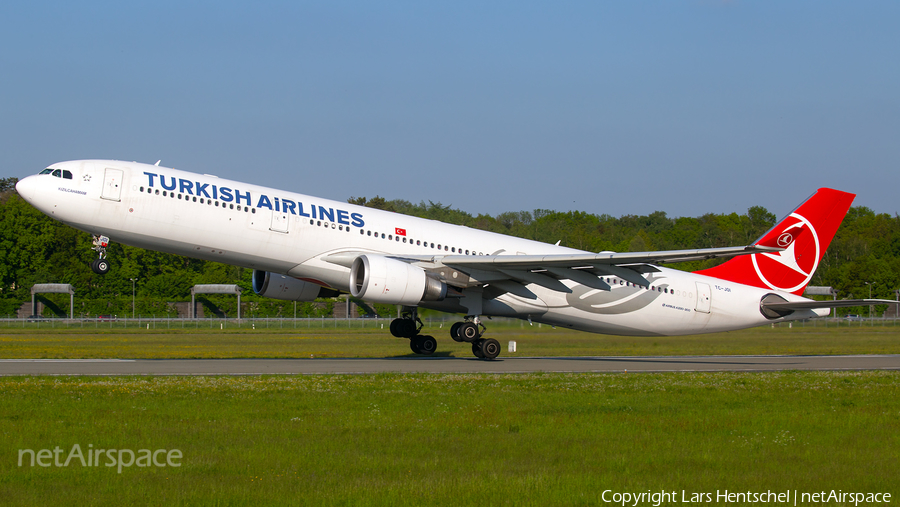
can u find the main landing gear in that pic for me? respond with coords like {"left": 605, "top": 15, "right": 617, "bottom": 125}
{"left": 450, "top": 316, "right": 500, "bottom": 360}
{"left": 90, "top": 235, "right": 111, "bottom": 275}
{"left": 390, "top": 307, "right": 437, "bottom": 356}
{"left": 390, "top": 310, "right": 500, "bottom": 359}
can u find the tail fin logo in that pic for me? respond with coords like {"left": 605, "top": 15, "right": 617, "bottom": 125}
{"left": 751, "top": 212, "right": 819, "bottom": 293}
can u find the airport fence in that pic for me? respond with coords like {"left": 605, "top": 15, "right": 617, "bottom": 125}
{"left": 0, "top": 316, "right": 898, "bottom": 331}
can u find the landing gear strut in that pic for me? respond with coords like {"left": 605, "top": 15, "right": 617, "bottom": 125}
{"left": 450, "top": 316, "right": 499, "bottom": 359}
{"left": 391, "top": 307, "right": 437, "bottom": 356}
{"left": 90, "top": 235, "right": 111, "bottom": 275}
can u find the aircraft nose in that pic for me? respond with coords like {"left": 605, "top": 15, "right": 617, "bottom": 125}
{"left": 15, "top": 175, "right": 36, "bottom": 201}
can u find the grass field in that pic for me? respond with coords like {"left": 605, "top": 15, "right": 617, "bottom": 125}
{"left": 2, "top": 323, "right": 898, "bottom": 505}
{"left": 2, "top": 371, "right": 898, "bottom": 506}
{"left": 0, "top": 320, "right": 899, "bottom": 358}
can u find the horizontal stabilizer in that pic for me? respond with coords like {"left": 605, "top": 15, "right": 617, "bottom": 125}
{"left": 762, "top": 299, "right": 899, "bottom": 312}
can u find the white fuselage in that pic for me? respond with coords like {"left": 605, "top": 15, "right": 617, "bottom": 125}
{"left": 16, "top": 160, "right": 820, "bottom": 336}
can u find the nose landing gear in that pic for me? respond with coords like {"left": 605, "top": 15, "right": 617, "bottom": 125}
{"left": 90, "top": 235, "right": 111, "bottom": 275}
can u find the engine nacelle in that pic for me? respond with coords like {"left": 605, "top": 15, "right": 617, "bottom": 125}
{"left": 350, "top": 255, "right": 447, "bottom": 305}
{"left": 252, "top": 270, "right": 340, "bottom": 301}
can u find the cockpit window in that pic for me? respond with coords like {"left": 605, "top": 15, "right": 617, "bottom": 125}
{"left": 42, "top": 169, "right": 73, "bottom": 179}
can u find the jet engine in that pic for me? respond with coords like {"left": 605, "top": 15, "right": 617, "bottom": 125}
{"left": 252, "top": 270, "right": 340, "bottom": 301}
{"left": 350, "top": 255, "right": 447, "bottom": 305}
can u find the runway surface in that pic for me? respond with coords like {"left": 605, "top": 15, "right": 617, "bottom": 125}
{"left": 1, "top": 355, "right": 899, "bottom": 375}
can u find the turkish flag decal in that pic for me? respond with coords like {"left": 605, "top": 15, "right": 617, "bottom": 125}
{"left": 395, "top": 228, "right": 406, "bottom": 236}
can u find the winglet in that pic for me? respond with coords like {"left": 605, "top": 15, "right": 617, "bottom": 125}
{"left": 695, "top": 188, "right": 856, "bottom": 295}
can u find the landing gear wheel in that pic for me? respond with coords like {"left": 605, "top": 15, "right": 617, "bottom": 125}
{"left": 480, "top": 338, "right": 501, "bottom": 360}
{"left": 450, "top": 322, "right": 463, "bottom": 342}
{"left": 417, "top": 336, "right": 437, "bottom": 355}
{"left": 91, "top": 259, "right": 110, "bottom": 275}
{"left": 458, "top": 322, "right": 481, "bottom": 342}
{"left": 472, "top": 340, "right": 485, "bottom": 358}
{"left": 391, "top": 318, "right": 418, "bottom": 338}
{"left": 410, "top": 335, "right": 437, "bottom": 355}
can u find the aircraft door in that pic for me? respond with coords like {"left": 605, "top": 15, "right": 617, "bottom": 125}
{"left": 695, "top": 282, "right": 711, "bottom": 314}
{"left": 270, "top": 211, "right": 289, "bottom": 233}
{"left": 101, "top": 168, "right": 124, "bottom": 201}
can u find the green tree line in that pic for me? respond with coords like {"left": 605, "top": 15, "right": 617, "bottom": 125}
{"left": 2, "top": 179, "right": 898, "bottom": 317}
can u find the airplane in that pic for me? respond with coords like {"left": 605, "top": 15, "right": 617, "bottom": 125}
{"left": 14, "top": 160, "right": 896, "bottom": 359}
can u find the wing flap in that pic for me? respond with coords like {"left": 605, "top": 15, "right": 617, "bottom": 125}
{"left": 498, "top": 269, "right": 572, "bottom": 293}
{"left": 545, "top": 267, "right": 612, "bottom": 291}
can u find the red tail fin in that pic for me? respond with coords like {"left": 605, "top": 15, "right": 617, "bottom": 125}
{"left": 695, "top": 188, "right": 855, "bottom": 295}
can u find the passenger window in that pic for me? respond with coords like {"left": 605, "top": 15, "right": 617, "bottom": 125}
{"left": 155, "top": 189, "right": 160, "bottom": 195}
{"left": 389, "top": 235, "right": 393, "bottom": 241}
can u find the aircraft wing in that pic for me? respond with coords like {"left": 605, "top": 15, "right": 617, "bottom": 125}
{"left": 434, "top": 244, "right": 783, "bottom": 297}
{"left": 324, "top": 244, "right": 783, "bottom": 299}
{"left": 441, "top": 244, "right": 781, "bottom": 271}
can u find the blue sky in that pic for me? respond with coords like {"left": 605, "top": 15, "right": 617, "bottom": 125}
{"left": 2, "top": 1, "right": 898, "bottom": 219}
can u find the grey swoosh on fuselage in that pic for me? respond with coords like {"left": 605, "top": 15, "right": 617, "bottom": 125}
{"left": 565, "top": 275, "right": 668, "bottom": 315}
